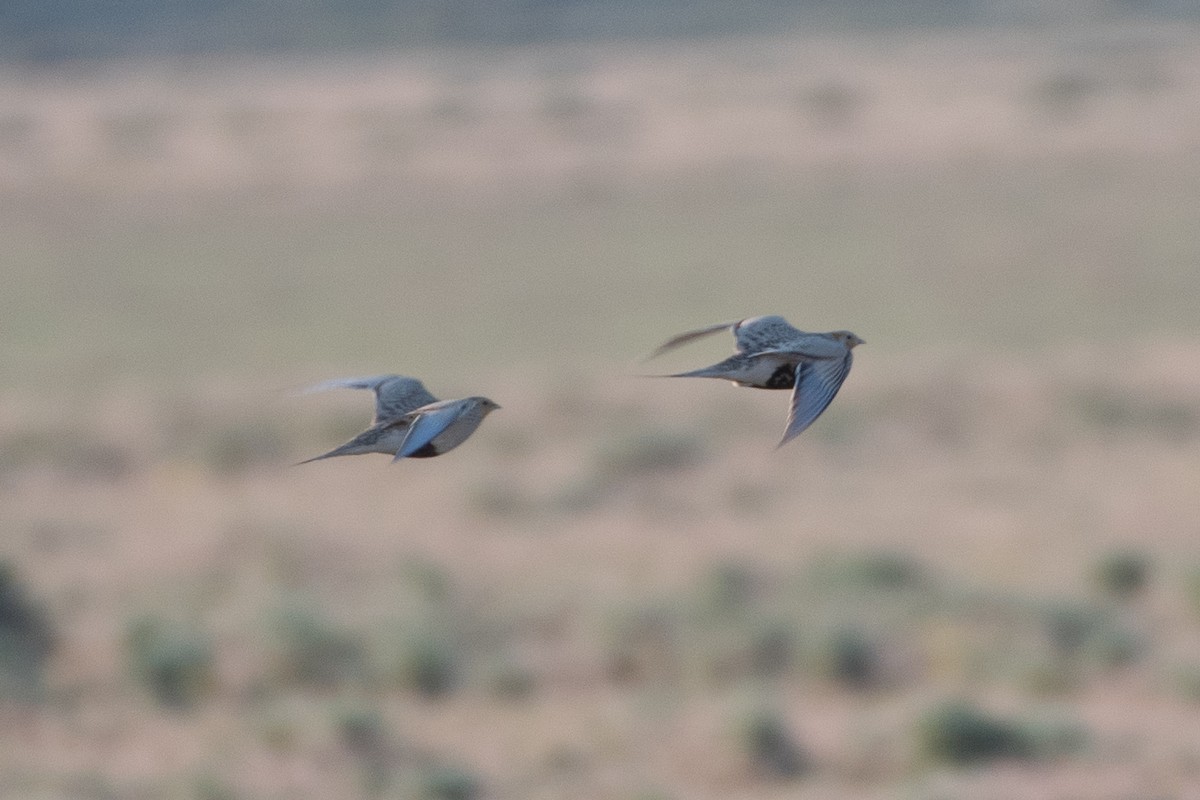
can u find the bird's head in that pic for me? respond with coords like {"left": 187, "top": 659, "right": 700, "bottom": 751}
{"left": 830, "top": 331, "right": 865, "bottom": 349}
{"left": 477, "top": 397, "right": 502, "bottom": 414}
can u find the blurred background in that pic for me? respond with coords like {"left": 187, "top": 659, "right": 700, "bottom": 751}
{"left": 3, "top": 1, "right": 1200, "bottom": 798}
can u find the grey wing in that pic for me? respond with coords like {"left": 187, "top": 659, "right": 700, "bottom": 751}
{"left": 733, "top": 315, "right": 807, "bottom": 353}
{"left": 642, "top": 320, "right": 740, "bottom": 361}
{"left": 302, "top": 374, "right": 436, "bottom": 424}
{"left": 755, "top": 334, "right": 849, "bottom": 362}
{"left": 778, "top": 351, "right": 853, "bottom": 447}
{"left": 373, "top": 377, "right": 438, "bottom": 423}
{"left": 393, "top": 401, "right": 464, "bottom": 460}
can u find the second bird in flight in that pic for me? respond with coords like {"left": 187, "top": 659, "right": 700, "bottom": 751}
{"left": 643, "top": 315, "right": 863, "bottom": 447}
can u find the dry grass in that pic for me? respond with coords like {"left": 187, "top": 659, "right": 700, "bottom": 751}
{"left": 3, "top": 21, "right": 1200, "bottom": 800}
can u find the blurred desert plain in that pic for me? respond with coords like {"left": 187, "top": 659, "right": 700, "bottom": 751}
{"left": 3, "top": 2, "right": 1200, "bottom": 798}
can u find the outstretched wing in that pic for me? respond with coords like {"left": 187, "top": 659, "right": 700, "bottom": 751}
{"left": 392, "top": 400, "right": 465, "bottom": 460}
{"left": 642, "top": 320, "right": 739, "bottom": 362}
{"left": 779, "top": 351, "right": 853, "bottom": 447}
{"left": 302, "top": 375, "right": 437, "bottom": 424}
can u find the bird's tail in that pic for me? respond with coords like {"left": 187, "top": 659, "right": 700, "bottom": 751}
{"left": 661, "top": 365, "right": 732, "bottom": 380}
{"left": 630, "top": 367, "right": 731, "bottom": 382}
{"left": 293, "top": 442, "right": 359, "bottom": 465}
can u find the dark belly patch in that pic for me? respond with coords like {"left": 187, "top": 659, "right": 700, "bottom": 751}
{"left": 406, "top": 442, "right": 441, "bottom": 458}
{"left": 765, "top": 364, "right": 797, "bottom": 390}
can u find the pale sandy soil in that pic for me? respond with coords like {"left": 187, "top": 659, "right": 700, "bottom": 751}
{"left": 2, "top": 344, "right": 1200, "bottom": 798}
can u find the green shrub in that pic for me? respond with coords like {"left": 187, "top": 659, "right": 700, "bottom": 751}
{"left": 593, "top": 428, "right": 706, "bottom": 477}
{"left": 603, "top": 603, "right": 682, "bottom": 685}
{"left": 465, "top": 479, "right": 534, "bottom": 519}
{"left": 1092, "top": 550, "right": 1151, "bottom": 600}
{"left": 849, "top": 552, "right": 926, "bottom": 590}
{"left": 1070, "top": 388, "right": 1195, "bottom": 436}
{"left": 201, "top": 421, "right": 289, "bottom": 474}
{"left": 738, "top": 709, "right": 808, "bottom": 779}
{"left": 270, "top": 604, "right": 365, "bottom": 688}
{"left": 1087, "top": 623, "right": 1144, "bottom": 668}
{"left": 336, "top": 707, "right": 392, "bottom": 793}
{"left": 126, "top": 617, "right": 214, "bottom": 710}
{"left": 0, "top": 561, "right": 55, "bottom": 700}
{"left": 1172, "top": 664, "right": 1200, "bottom": 702}
{"left": 1184, "top": 567, "right": 1200, "bottom": 619}
{"left": 630, "top": 791, "right": 673, "bottom": 800}
{"left": 747, "top": 621, "right": 796, "bottom": 679}
{"left": 813, "top": 551, "right": 927, "bottom": 592}
{"left": 698, "top": 561, "right": 760, "bottom": 616}
{"left": 1043, "top": 604, "right": 1102, "bottom": 658}
{"left": 818, "top": 625, "right": 882, "bottom": 690}
{"left": 918, "top": 702, "right": 1036, "bottom": 766}
{"left": 700, "top": 618, "right": 797, "bottom": 685}
{"left": 1041, "top": 602, "right": 1143, "bottom": 669}
{"left": 415, "top": 765, "right": 480, "bottom": 800}
{"left": 800, "top": 80, "right": 863, "bottom": 129}
{"left": 337, "top": 707, "right": 388, "bottom": 755}
{"left": 0, "top": 430, "right": 132, "bottom": 480}
{"left": 398, "top": 560, "right": 453, "bottom": 605}
{"left": 484, "top": 656, "right": 536, "bottom": 700}
{"left": 1028, "top": 72, "right": 1100, "bottom": 119}
{"left": 193, "top": 773, "right": 239, "bottom": 800}
{"left": 393, "top": 628, "right": 462, "bottom": 698}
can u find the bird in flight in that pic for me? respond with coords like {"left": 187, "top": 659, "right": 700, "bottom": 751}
{"left": 643, "top": 315, "right": 863, "bottom": 447}
{"left": 298, "top": 374, "right": 500, "bottom": 463}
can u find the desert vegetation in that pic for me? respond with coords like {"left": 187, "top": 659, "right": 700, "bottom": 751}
{"left": 3, "top": 13, "right": 1200, "bottom": 799}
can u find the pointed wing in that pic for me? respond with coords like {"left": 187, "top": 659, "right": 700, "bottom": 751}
{"left": 778, "top": 351, "right": 853, "bottom": 447}
{"left": 754, "top": 334, "right": 849, "bottom": 362}
{"left": 393, "top": 400, "right": 466, "bottom": 460}
{"left": 301, "top": 375, "right": 436, "bottom": 424}
{"left": 641, "top": 320, "right": 740, "bottom": 362}
{"left": 301, "top": 375, "right": 400, "bottom": 395}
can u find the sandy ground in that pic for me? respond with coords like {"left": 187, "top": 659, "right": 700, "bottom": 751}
{"left": 2, "top": 344, "right": 1200, "bottom": 798}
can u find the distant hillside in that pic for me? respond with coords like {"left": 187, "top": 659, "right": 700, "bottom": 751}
{"left": 3, "top": 0, "right": 1198, "bottom": 62}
